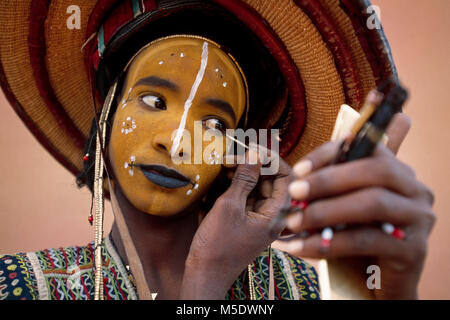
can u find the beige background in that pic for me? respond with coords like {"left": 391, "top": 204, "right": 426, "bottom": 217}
{"left": 0, "top": 0, "right": 448, "bottom": 299}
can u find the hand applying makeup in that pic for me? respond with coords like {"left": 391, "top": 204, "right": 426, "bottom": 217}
{"left": 276, "top": 114, "right": 436, "bottom": 299}
{"left": 180, "top": 144, "right": 293, "bottom": 299}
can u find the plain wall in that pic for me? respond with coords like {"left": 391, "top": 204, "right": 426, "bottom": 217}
{"left": 0, "top": 0, "right": 449, "bottom": 299}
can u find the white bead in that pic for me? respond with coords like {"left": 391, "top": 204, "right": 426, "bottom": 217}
{"left": 382, "top": 223, "right": 395, "bottom": 235}
{"left": 124, "top": 162, "right": 128, "bottom": 169}
{"left": 129, "top": 169, "right": 134, "bottom": 176}
{"left": 131, "top": 155, "right": 136, "bottom": 162}
{"left": 194, "top": 184, "right": 199, "bottom": 190}
{"left": 223, "top": 82, "right": 227, "bottom": 87}
{"left": 195, "top": 175, "right": 200, "bottom": 181}
{"left": 321, "top": 227, "right": 333, "bottom": 240}
{"left": 186, "top": 189, "right": 192, "bottom": 196}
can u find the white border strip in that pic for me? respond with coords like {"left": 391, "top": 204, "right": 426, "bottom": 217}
{"left": 26, "top": 252, "right": 49, "bottom": 300}
{"left": 274, "top": 250, "right": 300, "bottom": 300}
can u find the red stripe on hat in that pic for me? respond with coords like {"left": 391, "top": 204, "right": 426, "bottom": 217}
{"left": 213, "top": 0, "right": 307, "bottom": 157}
{"left": 295, "top": 0, "right": 363, "bottom": 109}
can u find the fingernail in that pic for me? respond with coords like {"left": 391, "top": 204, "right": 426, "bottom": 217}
{"left": 247, "top": 144, "right": 260, "bottom": 165}
{"left": 286, "top": 213, "right": 303, "bottom": 230}
{"left": 293, "top": 160, "right": 312, "bottom": 178}
{"left": 287, "top": 239, "right": 304, "bottom": 253}
{"left": 288, "top": 180, "right": 310, "bottom": 200}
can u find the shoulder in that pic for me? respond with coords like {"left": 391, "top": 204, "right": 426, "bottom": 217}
{"left": 0, "top": 243, "right": 96, "bottom": 300}
{"left": 0, "top": 252, "right": 39, "bottom": 300}
{"left": 227, "top": 247, "right": 320, "bottom": 300}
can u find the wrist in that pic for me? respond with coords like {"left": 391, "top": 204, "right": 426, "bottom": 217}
{"left": 180, "top": 258, "right": 235, "bottom": 300}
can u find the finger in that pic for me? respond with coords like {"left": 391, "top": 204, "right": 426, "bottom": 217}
{"left": 226, "top": 147, "right": 262, "bottom": 201}
{"left": 258, "top": 156, "right": 293, "bottom": 218}
{"left": 385, "top": 113, "right": 411, "bottom": 155}
{"left": 281, "top": 227, "right": 410, "bottom": 261}
{"left": 292, "top": 141, "right": 341, "bottom": 178}
{"left": 223, "top": 154, "right": 246, "bottom": 169}
{"left": 289, "top": 156, "right": 420, "bottom": 202}
{"left": 286, "top": 187, "right": 423, "bottom": 233}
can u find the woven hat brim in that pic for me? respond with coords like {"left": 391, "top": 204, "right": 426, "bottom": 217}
{"left": 0, "top": 0, "right": 397, "bottom": 174}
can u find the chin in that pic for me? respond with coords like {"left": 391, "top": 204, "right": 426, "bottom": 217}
{"left": 134, "top": 191, "right": 199, "bottom": 217}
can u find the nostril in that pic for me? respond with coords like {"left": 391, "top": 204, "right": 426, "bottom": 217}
{"left": 178, "top": 151, "right": 184, "bottom": 158}
{"left": 157, "top": 143, "right": 168, "bottom": 152}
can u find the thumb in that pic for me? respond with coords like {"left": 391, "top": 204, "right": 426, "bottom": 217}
{"left": 226, "top": 145, "right": 262, "bottom": 201}
{"left": 386, "top": 113, "right": 411, "bottom": 155}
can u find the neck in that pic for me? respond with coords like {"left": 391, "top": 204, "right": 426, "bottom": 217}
{"left": 109, "top": 183, "right": 200, "bottom": 297}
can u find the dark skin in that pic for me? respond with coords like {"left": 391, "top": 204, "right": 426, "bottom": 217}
{"left": 110, "top": 114, "right": 435, "bottom": 300}
{"left": 110, "top": 145, "right": 291, "bottom": 299}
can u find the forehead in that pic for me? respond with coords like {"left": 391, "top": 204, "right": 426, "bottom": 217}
{"left": 124, "top": 37, "right": 246, "bottom": 117}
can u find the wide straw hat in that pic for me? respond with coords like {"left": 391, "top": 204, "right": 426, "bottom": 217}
{"left": 0, "top": 0, "right": 398, "bottom": 299}
{"left": 0, "top": 0, "right": 397, "bottom": 174}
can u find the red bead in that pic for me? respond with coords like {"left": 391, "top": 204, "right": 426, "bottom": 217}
{"left": 392, "top": 228, "right": 405, "bottom": 240}
{"left": 299, "top": 201, "right": 309, "bottom": 210}
{"left": 88, "top": 215, "right": 93, "bottom": 224}
{"left": 103, "top": 277, "right": 108, "bottom": 284}
{"left": 320, "top": 239, "right": 331, "bottom": 248}
{"left": 291, "top": 200, "right": 309, "bottom": 211}
{"left": 83, "top": 154, "right": 89, "bottom": 162}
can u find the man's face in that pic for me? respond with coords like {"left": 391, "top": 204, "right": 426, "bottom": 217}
{"left": 108, "top": 37, "right": 246, "bottom": 216}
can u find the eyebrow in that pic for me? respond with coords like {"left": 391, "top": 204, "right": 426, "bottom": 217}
{"left": 203, "top": 98, "right": 237, "bottom": 125}
{"left": 133, "top": 76, "right": 179, "bottom": 91}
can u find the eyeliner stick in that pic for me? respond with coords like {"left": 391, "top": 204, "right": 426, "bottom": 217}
{"left": 225, "top": 134, "right": 250, "bottom": 150}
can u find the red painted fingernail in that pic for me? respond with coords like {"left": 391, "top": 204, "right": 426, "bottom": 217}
{"left": 392, "top": 228, "right": 405, "bottom": 240}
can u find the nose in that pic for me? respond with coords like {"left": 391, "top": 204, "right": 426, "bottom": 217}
{"left": 151, "top": 129, "right": 190, "bottom": 161}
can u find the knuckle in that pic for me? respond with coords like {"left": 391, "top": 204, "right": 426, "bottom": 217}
{"left": 366, "top": 188, "right": 390, "bottom": 218}
{"left": 352, "top": 231, "right": 377, "bottom": 252}
{"left": 422, "top": 208, "right": 437, "bottom": 232}
{"left": 418, "top": 183, "right": 435, "bottom": 205}
{"left": 375, "top": 157, "right": 399, "bottom": 183}
{"left": 404, "top": 237, "right": 427, "bottom": 264}
{"left": 400, "top": 162, "right": 417, "bottom": 179}
{"left": 233, "top": 169, "right": 258, "bottom": 192}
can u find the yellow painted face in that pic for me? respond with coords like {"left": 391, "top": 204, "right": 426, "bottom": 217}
{"left": 108, "top": 36, "right": 246, "bottom": 216}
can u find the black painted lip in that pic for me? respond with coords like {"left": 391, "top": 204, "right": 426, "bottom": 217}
{"left": 136, "top": 164, "right": 191, "bottom": 189}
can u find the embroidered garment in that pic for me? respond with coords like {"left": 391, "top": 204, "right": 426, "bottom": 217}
{"left": 0, "top": 234, "right": 320, "bottom": 300}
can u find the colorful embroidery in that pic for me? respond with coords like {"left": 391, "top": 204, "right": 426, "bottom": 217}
{"left": 1, "top": 237, "right": 320, "bottom": 300}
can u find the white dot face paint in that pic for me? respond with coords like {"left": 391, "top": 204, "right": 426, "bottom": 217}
{"left": 215, "top": 68, "right": 219, "bottom": 73}
{"left": 121, "top": 117, "right": 136, "bottom": 135}
{"left": 208, "top": 151, "right": 221, "bottom": 165}
{"left": 171, "top": 42, "right": 209, "bottom": 157}
{"left": 223, "top": 82, "right": 227, "bottom": 87}
{"left": 180, "top": 52, "right": 185, "bottom": 58}
{"left": 125, "top": 155, "right": 136, "bottom": 176}
{"left": 159, "top": 61, "right": 164, "bottom": 65}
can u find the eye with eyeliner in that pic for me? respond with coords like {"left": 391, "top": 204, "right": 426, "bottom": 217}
{"left": 138, "top": 92, "right": 167, "bottom": 110}
{"left": 202, "top": 117, "right": 228, "bottom": 134}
